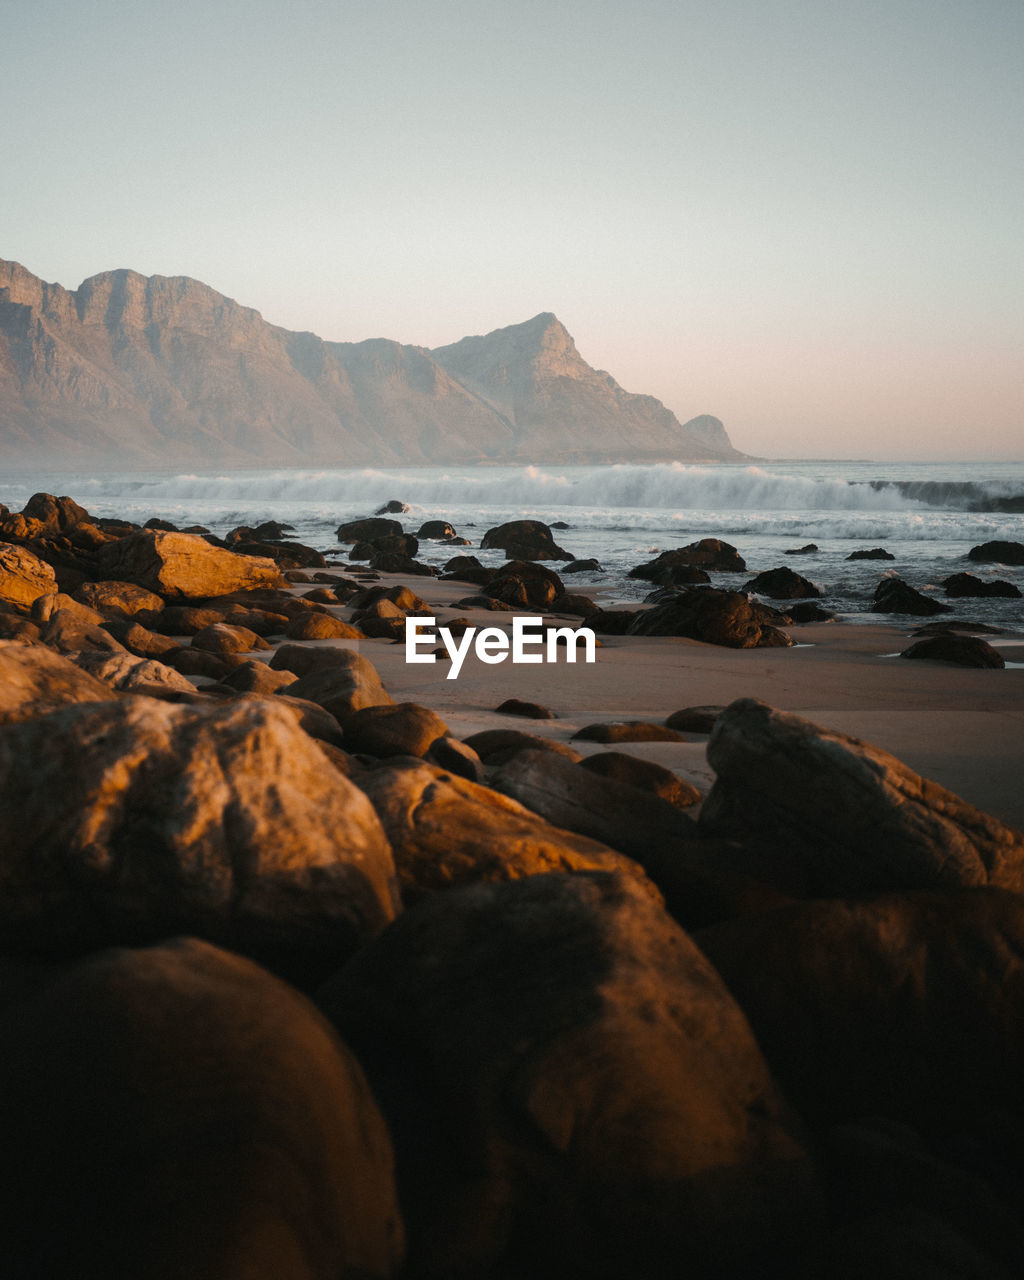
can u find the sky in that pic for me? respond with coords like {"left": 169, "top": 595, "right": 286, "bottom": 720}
{"left": 3, "top": 0, "right": 1022, "bottom": 460}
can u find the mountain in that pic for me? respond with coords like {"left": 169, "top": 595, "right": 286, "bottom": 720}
{"left": 0, "top": 260, "right": 744, "bottom": 468}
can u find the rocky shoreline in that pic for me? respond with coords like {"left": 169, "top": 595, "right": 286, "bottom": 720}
{"left": 1, "top": 492, "right": 1024, "bottom": 1277}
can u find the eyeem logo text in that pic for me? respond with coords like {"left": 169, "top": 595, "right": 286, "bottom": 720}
{"left": 406, "top": 615, "right": 596, "bottom": 680}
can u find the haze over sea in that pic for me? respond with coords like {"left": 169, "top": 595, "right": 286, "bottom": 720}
{"left": 3, "top": 459, "right": 1023, "bottom": 628}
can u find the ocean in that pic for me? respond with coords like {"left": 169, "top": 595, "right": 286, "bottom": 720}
{"left": 3, "top": 459, "right": 1023, "bottom": 627}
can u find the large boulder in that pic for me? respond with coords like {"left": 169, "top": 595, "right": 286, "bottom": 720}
{"left": 899, "top": 634, "right": 1005, "bottom": 668}
{"left": 0, "top": 938, "right": 403, "bottom": 1279}
{"left": 701, "top": 698, "right": 1024, "bottom": 896}
{"left": 743, "top": 567, "right": 822, "bottom": 599}
{"left": 480, "top": 519, "right": 571, "bottom": 561}
{"left": 342, "top": 702, "right": 450, "bottom": 759}
{"left": 967, "top": 540, "right": 1024, "bottom": 566}
{"left": 0, "top": 697, "right": 400, "bottom": 968}
{"left": 317, "top": 872, "right": 820, "bottom": 1280}
{"left": 0, "top": 543, "right": 57, "bottom": 610}
{"left": 0, "top": 641, "right": 115, "bottom": 724}
{"left": 353, "top": 759, "right": 658, "bottom": 902}
{"left": 697, "top": 888, "right": 1024, "bottom": 1133}
{"left": 97, "top": 530, "right": 287, "bottom": 599}
{"left": 871, "top": 576, "right": 951, "bottom": 616}
{"left": 285, "top": 649, "right": 394, "bottom": 723}
{"left": 627, "top": 589, "right": 793, "bottom": 648}
{"left": 336, "top": 517, "right": 403, "bottom": 543}
{"left": 629, "top": 540, "right": 746, "bottom": 579}
{"left": 942, "top": 572, "right": 1021, "bottom": 598}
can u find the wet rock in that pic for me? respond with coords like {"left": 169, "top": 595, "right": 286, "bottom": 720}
{"left": 495, "top": 698, "right": 556, "bottom": 720}
{"left": 743, "top": 566, "right": 822, "bottom": 599}
{"left": 899, "top": 634, "right": 1004, "bottom": 668}
{"left": 336, "top": 517, "right": 403, "bottom": 543}
{"left": 96, "top": 530, "right": 287, "bottom": 599}
{"left": 0, "top": 938, "right": 404, "bottom": 1279}
{"left": 942, "top": 572, "right": 1021, "bottom": 598}
{"left": 480, "top": 519, "right": 571, "bottom": 561}
{"left": 785, "top": 543, "right": 818, "bottom": 554}
{"left": 967, "top": 540, "right": 1024, "bottom": 566}
{"left": 573, "top": 720, "right": 687, "bottom": 743}
{"left": 701, "top": 698, "right": 1024, "bottom": 895}
{"left": 627, "top": 588, "right": 793, "bottom": 648}
{"left": 0, "top": 544, "right": 57, "bottom": 610}
{"left": 0, "top": 696, "right": 399, "bottom": 964}
{"left": 375, "top": 499, "right": 409, "bottom": 514}
{"left": 580, "top": 751, "right": 702, "bottom": 808}
{"left": 318, "top": 872, "right": 820, "bottom": 1280}
{"left": 563, "top": 557, "right": 602, "bottom": 573}
{"left": 629, "top": 539, "right": 746, "bottom": 579}
{"left": 416, "top": 520, "right": 457, "bottom": 539}
{"left": 454, "top": 594, "right": 513, "bottom": 610}
{"left": 342, "top": 702, "right": 450, "bottom": 759}
{"left": 872, "top": 576, "right": 951, "bottom": 616}
{"left": 847, "top": 547, "right": 895, "bottom": 561}
{"left": 442, "top": 553, "right": 484, "bottom": 576}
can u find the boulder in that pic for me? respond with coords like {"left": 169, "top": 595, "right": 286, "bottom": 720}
{"left": 550, "top": 591, "right": 599, "bottom": 616}
{"left": 572, "top": 720, "right": 688, "bottom": 743}
{"left": 416, "top": 520, "right": 457, "bottom": 539}
{"left": 229, "top": 539, "right": 326, "bottom": 569}
{"left": 580, "top": 752, "right": 702, "bottom": 809}
{"left": 98, "top": 619, "right": 180, "bottom": 660}
{"left": 72, "top": 580, "right": 165, "bottom": 617}
{"left": 350, "top": 583, "right": 431, "bottom": 614}
{"left": 627, "top": 589, "right": 793, "bottom": 648}
{"left": 743, "top": 567, "right": 822, "bottom": 599}
{"left": 0, "top": 938, "right": 403, "bottom": 1279}
{"left": 317, "top": 872, "right": 820, "bottom": 1279}
{"left": 480, "top": 519, "right": 571, "bottom": 561}
{"left": 700, "top": 698, "right": 1024, "bottom": 896}
{"left": 147, "top": 604, "right": 229, "bottom": 635}
{"left": 424, "top": 736, "right": 485, "bottom": 783}
{"left": 442, "top": 554, "right": 484, "bottom": 576}
{"left": 367, "top": 553, "right": 435, "bottom": 576}
{"left": 785, "top": 544, "right": 818, "bottom": 555}
{"left": 0, "top": 641, "right": 116, "bottom": 724}
{"left": 285, "top": 650, "right": 394, "bottom": 722}
{"left": 0, "top": 697, "right": 400, "bottom": 966}
{"left": 0, "top": 544, "right": 57, "bottom": 610}
{"left": 696, "top": 888, "right": 1024, "bottom": 1132}
{"left": 15, "top": 491, "right": 90, "bottom": 533}
{"left": 563, "top": 558, "right": 602, "bottom": 573}
{"left": 219, "top": 660, "right": 299, "bottom": 695}
{"left": 665, "top": 705, "right": 726, "bottom": 733}
{"left": 96, "top": 531, "right": 287, "bottom": 599}
{"left": 787, "top": 602, "right": 835, "bottom": 623}
{"left": 40, "top": 608, "right": 128, "bottom": 656}
{"left": 486, "top": 575, "right": 557, "bottom": 608}
{"left": 847, "top": 548, "right": 895, "bottom": 561}
{"left": 588, "top": 608, "right": 640, "bottom": 635}
{"left": 967, "top": 540, "right": 1024, "bottom": 566}
{"left": 899, "top": 634, "right": 1004, "bottom": 668}
{"left": 285, "top": 612, "right": 365, "bottom": 640}
{"left": 342, "top": 703, "right": 450, "bottom": 759}
{"left": 462, "top": 729, "right": 584, "bottom": 765}
{"left": 871, "top": 576, "right": 951, "bottom": 616}
{"left": 495, "top": 698, "right": 556, "bottom": 720}
{"left": 353, "top": 759, "right": 657, "bottom": 901}
{"left": 374, "top": 500, "right": 409, "bottom": 514}
{"left": 71, "top": 651, "right": 200, "bottom": 697}
{"left": 167, "top": 647, "right": 233, "bottom": 680}
{"left": 190, "top": 622, "right": 270, "bottom": 654}
{"left": 942, "top": 572, "right": 1021, "bottom": 598}
{"left": 336, "top": 517, "right": 403, "bottom": 543}
{"left": 629, "top": 540, "right": 746, "bottom": 580}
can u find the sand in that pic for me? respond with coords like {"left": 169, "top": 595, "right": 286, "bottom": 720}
{"left": 293, "top": 572, "right": 1024, "bottom": 831}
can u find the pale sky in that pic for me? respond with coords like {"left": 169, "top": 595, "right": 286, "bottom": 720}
{"left": 3, "top": 0, "right": 1021, "bottom": 460}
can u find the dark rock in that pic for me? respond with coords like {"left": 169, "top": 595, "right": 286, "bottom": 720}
{"left": 495, "top": 698, "right": 556, "bottom": 720}
{"left": 550, "top": 520, "right": 570, "bottom": 529}
{"left": 374, "top": 499, "right": 409, "bottom": 514}
{"left": 350, "top": 584, "right": 431, "bottom": 614}
{"left": 580, "top": 751, "right": 701, "bottom": 808}
{"left": 572, "top": 721, "right": 688, "bottom": 743}
{"left": 900, "top": 634, "right": 1004, "bottom": 668}
{"left": 665, "top": 705, "right": 726, "bottom": 733}
{"left": 480, "top": 519, "right": 570, "bottom": 561}
{"left": 342, "top": 702, "right": 450, "bottom": 759}
{"left": 462, "top": 729, "right": 584, "bottom": 765}
{"left": 336, "top": 517, "right": 403, "bottom": 543}
{"left": 442, "top": 554, "right": 483, "bottom": 575}
{"left": 485, "top": 575, "right": 556, "bottom": 608}
{"left": 629, "top": 539, "right": 746, "bottom": 580}
{"left": 550, "top": 592, "right": 599, "bottom": 616}
{"left": 784, "top": 543, "right": 818, "bottom": 554}
{"left": 967, "top": 540, "right": 1024, "bottom": 566}
{"left": 872, "top": 576, "right": 951, "bottom": 616}
{"left": 416, "top": 520, "right": 457, "bottom": 539}
{"left": 700, "top": 698, "right": 1024, "bottom": 896}
{"left": 367, "top": 553, "right": 435, "bottom": 576}
{"left": 167, "top": 646, "right": 234, "bottom": 680}
{"left": 911, "top": 619, "right": 1004, "bottom": 636}
{"left": 229, "top": 539, "right": 327, "bottom": 569}
{"left": 424, "top": 735, "right": 485, "bottom": 783}
{"left": 453, "top": 594, "right": 513, "bottom": 611}
{"left": 627, "top": 588, "right": 793, "bottom": 648}
{"left": 743, "top": 566, "right": 822, "bottom": 599}
{"left": 563, "top": 557, "right": 601, "bottom": 573}
{"left": 317, "top": 872, "right": 820, "bottom": 1279}
{"left": 847, "top": 547, "right": 895, "bottom": 561}
{"left": 787, "top": 601, "right": 835, "bottom": 623}
{"left": 588, "top": 608, "right": 639, "bottom": 635}
{"left": 942, "top": 572, "right": 1021, "bottom": 598}
{"left": 0, "top": 938, "right": 403, "bottom": 1279}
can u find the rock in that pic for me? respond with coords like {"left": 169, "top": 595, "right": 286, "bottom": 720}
{"left": 495, "top": 698, "right": 556, "bottom": 720}
{"left": 665, "top": 705, "right": 726, "bottom": 733}
{"left": 442, "top": 554, "right": 484, "bottom": 576}
{"left": 167, "top": 646, "right": 233, "bottom": 679}
{"left": 317, "top": 872, "right": 819, "bottom": 1279}
{"left": 871, "top": 576, "right": 951, "bottom": 616}
{"left": 696, "top": 887, "right": 1024, "bottom": 1133}
{"left": 416, "top": 520, "right": 457, "bottom": 539}
{"left": 96, "top": 530, "right": 287, "bottom": 599}
{"left": 375, "top": 499, "right": 409, "bottom": 514}
{"left": 350, "top": 583, "right": 431, "bottom": 614}
{"left": 190, "top": 622, "right": 270, "bottom": 654}
{"left": 0, "top": 697, "right": 399, "bottom": 967}
{"left": 627, "top": 589, "right": 793, "bottom": 648}
{"left": 285, "top": 650, "right": 394, "bottom": 722}
{"left": 899, "top": 634, "right": 1005, "bottom": 668}
{"left": 785, "top": 543, "right": 818, "bottom": 554}
{"left": 143, "top": 517, "right": 178, "bottom": 531}
{"left": 353, "top": 759, "right": 656, "bottom": 901}
{"left": 967, "top": 540, "right": 1024, "bottom": 566}
{"left": 462, "top": 729, "right": 584, "bottom": 765}
{"left": 787, "top": 602, "right": 835, "bottom": 623}
{"left": 336, "top": 517, "right": 403, "bottom": 543}
{"left": 342, "top": 703, "right": 450, "bottom": 759}
{"left": 99, "top": 619, "right": 179, "bottom": 659}
{"left": 563, "top": 557, "right": 601, "bottom": 573}
{"left": 219, "top": 660, "right": 299, "bottom": 695}
{"left": 629, "top": 539, "right": 746, "bottom": 579}
{"left": 39, "top": 608, "right": 128, "bottom": 656}
{"left": 454, "top": 594, "right": 513, "bottom": 611}
{"left": 0, "top": 544, "right": 57, "bottom": 610}
{"left": 588, "top": 608, "right": 640, "bottom": 634}
{"left": 480, "top": 519, "right": 571, "bottom": 561}
{"left": 847, "top": 547, "right": 895, "bottom": 561}
{"left": 422, "top": 735, "right": 484, "bottom": 782}
{"left": 492, "top": 749, "right": 697, "bottom": 859}
{"left": 942, "top": 572, "right": 1021, "bottom": 598}
{"left": 0, "top": 938, "right": 404, "bottom": 1279}
{"left": 229, "top": 539, "right": 327, "bottom": 569}
{"left": 0, "top": 641, "right": 116, "bottom": 723}
{"left": 550, "top": 591, "right": 599, "bottom": 616}
{"left": 701, "top": 698, "right": 1024, "bottom": 895}
{"left": 912, "top": 619, "right": 1004, "bottom": 636}
{"left": 743, "top": 567, "right": 822, "bottom": 599}
{"left": 285, "top": 612, "right": 365, "bottom": 640}
{"left": 572, "top": 721, "right": 688, "bottom": 743}
{"left": 16, "top": 491, "right": 91, "bottom": 533}
{"left": 580, "top": 752, "right": 702, "bottom": 808}
{"left": 362, "top": 534, "right": 420, "bottom": 560}
{"left": 71, "top": 651, "right": 200, "bottom": 697}
{"left": 368, "top": 552, "right": 435, "bottom": 576}
{"left": 72, "top": 580, "right": 165, "bottom": 617}
{"left": 147, "top": 604, "right": 228, "bottom": 635}
{"left": 31, "top": 591, "right": 104, "bottom": 627}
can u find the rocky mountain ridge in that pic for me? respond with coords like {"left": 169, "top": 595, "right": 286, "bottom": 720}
{"left": 0, "top": 259, "right": 744, "bottom": 468}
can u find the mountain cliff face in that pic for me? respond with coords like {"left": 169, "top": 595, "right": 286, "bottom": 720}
{"left": 0, "top": 260, "right": 743, "bottom": 468}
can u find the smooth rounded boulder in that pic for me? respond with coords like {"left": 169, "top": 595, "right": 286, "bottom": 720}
{"left": 317, "top": 872, "right": 820, "bottom": 1280}
{"left": 0, "top": 938, "right": 403, "bottom": 1279}
{"left": 627, "top": 589, "right": 793, "bottom": 647}
{"left": 97, "top": 530, "right": 287, "bottom": 598}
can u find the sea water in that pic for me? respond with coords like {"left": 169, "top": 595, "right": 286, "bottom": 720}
{"left": 2, "top": 460, "right": 1023, "bottom": 627}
